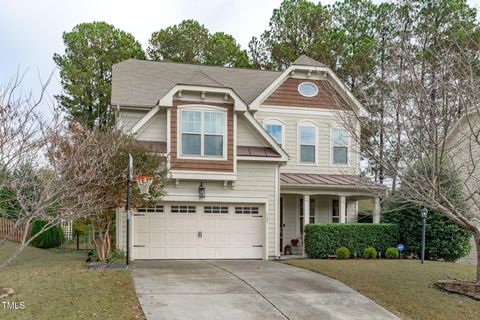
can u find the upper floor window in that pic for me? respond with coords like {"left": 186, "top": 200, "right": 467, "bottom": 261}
{"left": 264, "top": 119, "right": 284, "bottom": 146}
{"left": 180, "top": 107, "right": 226, "bottom": 158}
{"left": 298, "top": 121, "right": 317, "bottom": 164}
{"left": 332, "top": 128, "right": 348, "bottom": 165}
{"left": 298, "top": 82, "right": 319, "bottom": 97}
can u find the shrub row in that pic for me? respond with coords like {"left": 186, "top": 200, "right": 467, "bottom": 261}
{"left": 305, "top": 223, "right": 400, "bottom": 259}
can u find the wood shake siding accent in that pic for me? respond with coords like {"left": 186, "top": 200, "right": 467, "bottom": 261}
{"left": 170, "top": 100, "right": 234, "bottom": 172}
{"left": 263, "top": 77, "right": 349, "bottom": 109}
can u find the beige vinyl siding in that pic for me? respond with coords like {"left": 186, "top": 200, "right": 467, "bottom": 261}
{"left": 117, "top": 161, "right": 278, "bottom": 258}
{"left": 117, "top": 109, "right": 147, "bottom": 132}
{"left": 137, "top": 111, "right": 167, "bottom": 141}
{"left": 116, "top": 208, "right": 126, "bottom": 252}
{"left": 255, "top": 109, "right": 360, "bottom": 175}
{"left": 118, "top": 109, "right": 167, "bottom": 142}
{"left": 237, "top": 116, "right": 268, "bottom": 147}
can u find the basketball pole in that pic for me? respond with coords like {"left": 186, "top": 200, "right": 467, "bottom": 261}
{"left": 125, "top": 153, "right": 133, "bottom": 266}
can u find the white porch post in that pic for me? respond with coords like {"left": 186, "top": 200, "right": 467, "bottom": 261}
{"left": 373, "top": 196, "right": 381, "bottom": 223}
{"left": 339, "top": 196, "right": 346, "bottom": 223}
{"left": 302, "top": 194, "right": 310, "bottom": 256}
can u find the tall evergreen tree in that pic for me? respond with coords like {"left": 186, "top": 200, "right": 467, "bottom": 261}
{"left": 147, "top": 20, "right": 250, "bottom": 67}
{"left": 54, "top": 22, "right": 145, "bottom": 128}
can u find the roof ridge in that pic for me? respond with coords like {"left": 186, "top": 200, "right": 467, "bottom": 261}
{"left": 121, "top": 58, "right": 283, "bottom": 74}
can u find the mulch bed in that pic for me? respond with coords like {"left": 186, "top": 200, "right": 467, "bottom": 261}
{"left": 0, "top": 287, "right": 15, "bottom": 299}
{"left": 436, "top": 279, "right": 480, "bottom": 301}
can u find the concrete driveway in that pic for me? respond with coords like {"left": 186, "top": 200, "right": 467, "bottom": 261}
{"left": 132, "top": 260, "right": 398, "bottom": 320}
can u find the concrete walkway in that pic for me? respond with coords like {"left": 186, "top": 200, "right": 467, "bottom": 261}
{"left": 132, "top": 260, "right": 399, "bottom": 320}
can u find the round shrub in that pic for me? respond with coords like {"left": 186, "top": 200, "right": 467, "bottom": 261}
{"left": 385, "top": 247, "right": 399, "bottom": 259}
{"left": 364, "top": 247, "right": 377, "bottom": 259}
{"left": 336, "top": 247, "right": 350, "bottom": 259}
{"left": 30, "top": 220, "right": 65, "bottom": 248}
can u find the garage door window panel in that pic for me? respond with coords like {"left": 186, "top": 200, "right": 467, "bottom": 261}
{"left": 235, "top": 206, "right": 259, "bottom": 214}
{"left": 171, "top": 205, "right": 196, "bottom": 213}
{"left": 204, "top": 206, "right": 229, "bottom": 214}
{"left": 137, "top": 205, "right": 164, "bottom": 213}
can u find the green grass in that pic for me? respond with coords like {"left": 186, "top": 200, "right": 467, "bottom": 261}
{"left": 286, "top": 259, "right": 479, "bottom": 320}
{"left": 0, "top": 242, "right": 144, "bottom": 320}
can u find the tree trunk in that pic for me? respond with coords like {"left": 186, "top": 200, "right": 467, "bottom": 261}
{"left": 92, "top": 221, "right": 111, "bottom": 263}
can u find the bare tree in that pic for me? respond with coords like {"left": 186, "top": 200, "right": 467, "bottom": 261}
{"left": 0, "top": 74, "right": 168, "bottom": 268}
{"left": 337, "top": 21, "right": 480, "bottom": 284}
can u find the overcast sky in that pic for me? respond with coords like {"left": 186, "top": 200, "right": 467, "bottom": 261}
{"left": 1, "top": 0, "right": 479, "bottom": 109}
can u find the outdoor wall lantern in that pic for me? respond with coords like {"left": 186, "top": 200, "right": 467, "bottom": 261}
{"left": 420, "top": 207, "right": 428, "bottom": 264}
{"left": 198, "top": 182, "right": 206, "bottom": 199}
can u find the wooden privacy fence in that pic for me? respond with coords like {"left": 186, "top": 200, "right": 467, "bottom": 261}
{"left": 0, "top": 217, "right": 29, "bottom": 242}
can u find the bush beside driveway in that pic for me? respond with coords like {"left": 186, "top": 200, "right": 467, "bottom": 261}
{"left": 286, "top": 259, "right": 479, "bottom": 320}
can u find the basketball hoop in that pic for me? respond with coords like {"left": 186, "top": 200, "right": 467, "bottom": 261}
{"left": 134, "top": 175, "right": 153, "bottom": 194}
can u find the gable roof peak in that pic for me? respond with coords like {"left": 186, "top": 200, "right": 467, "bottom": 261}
{"left": 292, "top": 55, "right": 326, "bottom": 67}
{"left": 180, "top": 70, "right": 225, "bottom": 88}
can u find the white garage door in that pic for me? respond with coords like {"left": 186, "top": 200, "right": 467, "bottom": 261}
{"left": 133, "top": 203, "right": 264, "bottom": 259}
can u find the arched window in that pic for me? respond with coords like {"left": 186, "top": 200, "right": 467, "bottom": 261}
{"left": 263, "top": 119, "right": 285, "bottom": 147}
{"left": 297, "top": 120, "right": 317, "bottom": 164}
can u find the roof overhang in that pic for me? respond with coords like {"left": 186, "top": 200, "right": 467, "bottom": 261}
{"left": 249, "top": 65, "right": 369, "bottom": 117}
{"left": 240, "top": 112, "right": 289, "bottom": 162}
{"left": 159, "top": 84, "right": 247, "bottom": 111}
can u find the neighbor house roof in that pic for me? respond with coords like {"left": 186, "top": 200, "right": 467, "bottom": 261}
{"left": 112, "top": 59, "right": 281, "bottom": 107}
{"left": 280, "top": 173, "right": 385, "bottom": 189}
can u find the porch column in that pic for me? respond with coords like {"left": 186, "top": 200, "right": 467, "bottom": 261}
{"left": 302, "top": 194, "right": 310, "bottom": 256}
{"left": 339, "top": 196, "right": 346, "bottom": 223}
{"left": 373, "top": 196, "right": 381, "bottom": 223}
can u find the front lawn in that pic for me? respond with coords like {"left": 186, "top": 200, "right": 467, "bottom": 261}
{"left": 286, "top": 259, "right": 479, "bottom": 320}
{"left": 0, "top": 242, "right": 144, "bottom": 319}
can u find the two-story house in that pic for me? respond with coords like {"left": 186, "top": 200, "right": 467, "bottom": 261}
{"left": 112, "top": 55, "right": 383, "bottom": 260}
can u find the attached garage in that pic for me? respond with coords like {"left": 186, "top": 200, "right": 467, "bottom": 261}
{"left": 132, "top": 202, "right": 264, "bottom": 259}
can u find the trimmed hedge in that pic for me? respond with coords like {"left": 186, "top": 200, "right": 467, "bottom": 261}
{"left": 30, "top": 220, "right": 65, "bottom": 249}
{"left": 304, "top": 223, "right": 400, "bottom": 259}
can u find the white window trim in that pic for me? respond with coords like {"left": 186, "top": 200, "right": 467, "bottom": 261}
{"left": 297, "top": 120, "right": 318, "bottom": 165}
{"left": 263, "top": 118, "right": 285, "bottom": 147}
{"left": 330, "top": 126, "right": 350, "bottom": 167}
{"left": 177, "top": 105, "right": 228, "bottom": 161}
{"left": 297, "top": 81, "right": 319, "bottom": 97}
{"left": 331, "top": 198, "right": 340, "bottom": 223}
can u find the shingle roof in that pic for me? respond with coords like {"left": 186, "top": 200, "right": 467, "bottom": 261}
{"left": 292, "top": 55, "right": 327, "bottom": 67}
{"left": 111, "top": 59, "right": 282, "bottom": 107}
{"left": 281, "top": 173, "right": 385, "bottom": 189}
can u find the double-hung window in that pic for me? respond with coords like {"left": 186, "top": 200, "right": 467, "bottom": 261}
{"left": 180, "top": 108, "right": 226, "bottom": 157}
{"left": 332, "top": 128, "right": 348, "bottom": 165}
{"left": 264, "top": 119, "right": 284, "bottom": 146}
{"left": 298, "top": 123, "right": 316, "bottom": 164}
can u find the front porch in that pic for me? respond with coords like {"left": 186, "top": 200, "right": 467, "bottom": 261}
{"left": 279, "top": 173, "right": 384, "bottom": 256}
